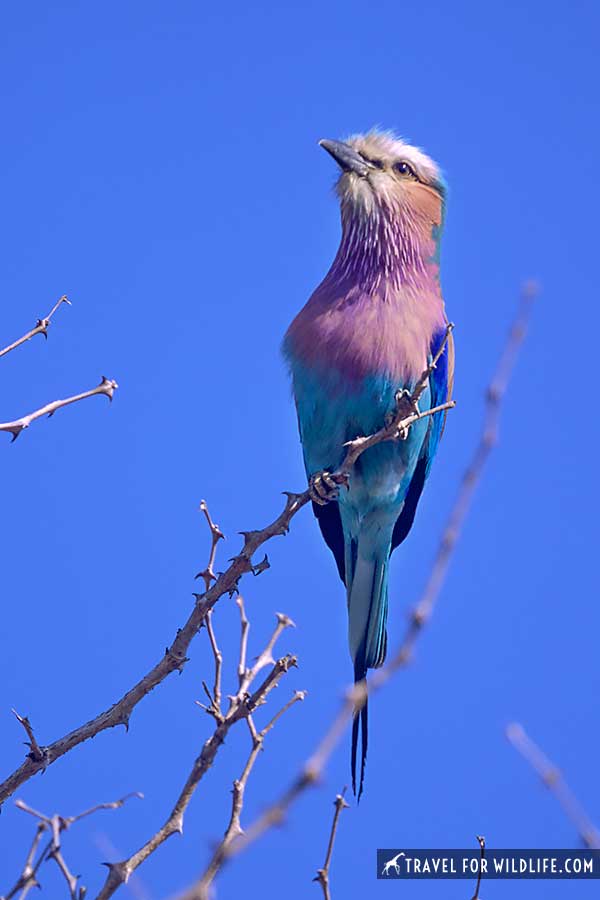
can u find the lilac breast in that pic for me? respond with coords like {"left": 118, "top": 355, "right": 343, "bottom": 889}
{"left": 285, "top": 272, "right": 445, "bottom": 387}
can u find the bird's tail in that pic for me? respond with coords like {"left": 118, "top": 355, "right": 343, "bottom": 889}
{"left": 346, "top": 535, "right": 390, "bottom": 799}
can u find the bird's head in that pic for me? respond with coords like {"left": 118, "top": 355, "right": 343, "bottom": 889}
{"left": 320, "top": 130, "right": 445, "bottom": 241}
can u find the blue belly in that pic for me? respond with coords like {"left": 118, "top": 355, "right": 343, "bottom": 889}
{"left": 290, "top": 361, "right": 431, "bottom": 530}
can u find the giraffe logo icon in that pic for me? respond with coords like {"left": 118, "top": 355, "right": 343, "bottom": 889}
{"left": 382, "top": 851, "right": 406, "bottom": 876}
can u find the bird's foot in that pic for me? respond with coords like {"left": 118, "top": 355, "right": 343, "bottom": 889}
{"left": 387, "top": 390, "right": 421, "bottom": 440}
{"left": 309, "top": 470, "right": 347, "bottom": 506}
{"left": 394, "top": 388, "right": 420, "bottom": 418}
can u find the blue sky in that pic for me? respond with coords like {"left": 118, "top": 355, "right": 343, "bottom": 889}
{"left": 1, "top": 1, "right": 599, "bottom": 897}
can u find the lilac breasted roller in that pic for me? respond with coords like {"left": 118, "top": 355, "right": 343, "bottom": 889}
{"left": 283, "top": 131, "right": 454, "bottom": 797}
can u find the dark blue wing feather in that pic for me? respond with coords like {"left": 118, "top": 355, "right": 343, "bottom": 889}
{"left": 313, "top": 500, "right": 346, "bottom": 581}
{"left": 391, "top": 326, "right": 453, "bottom": 552}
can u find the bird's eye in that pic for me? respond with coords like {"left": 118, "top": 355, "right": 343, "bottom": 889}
{"left": 394, "top": 161, "right": 417, "bottom": 179}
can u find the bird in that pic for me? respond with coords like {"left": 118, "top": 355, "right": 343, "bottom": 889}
{"left": 282, "top": 130, "right": 454, "bottom": 798}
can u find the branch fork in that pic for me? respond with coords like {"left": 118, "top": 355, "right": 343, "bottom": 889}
{"left": 1, "top": 793, "right": 141, "bottom": 900}
{"left": 96, "top": 592, "right": 304, "bottom": 900}
{"left": 0, "top": 295, "right": 71, "bottom": 359}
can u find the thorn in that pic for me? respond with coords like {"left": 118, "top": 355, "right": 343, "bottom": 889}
{"left": 251, "top": 554, "right": 270, "bottom": 576}
{"left": 281, "top": 655, "right": 298, "bottom": 672}
{"left": 100, "top": 377, "right": 119, "bottom": 400}
{"left": 239, "top": 530, "right": 261, "bottom": 543}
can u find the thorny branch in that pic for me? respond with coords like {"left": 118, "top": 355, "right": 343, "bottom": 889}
{"left": 313, "top": 790, "right": 350, "bottom": 900}
{"left": 506, "top": 723, "right": 600, "bottom": 848}
{"left": 189, "top": 696, "right": 307, "bottom": 895}
{"left": 1, "top": 821, "right": 46, "bottom": 900}
{"left": 2, "top": 286, "right": 533, "bottom": 897}
{"left": 197, "top": 500, "right": 225, "bottom": 715}
{"left": 0, "top": 377, "right": 118, "bottom": 441}
{"left": 217, "top": 283, "right": 536, "bottom": 862}
{"left": 0, "top": 295, "right": 71, "bottom": 358}
{"left": 196, "top": 500, "right": 225, "bottom": 592}
{"left": 1, "top": 793, "right": 142, "bottom": 900}
{"left": 1, "top": 296, "right": 118, "bottom": 440}
{"left": 0, "top": 324, "right": 458, "bottom": 806}
{"left": 96, "top": 601, "right": 303, "bottom": 900}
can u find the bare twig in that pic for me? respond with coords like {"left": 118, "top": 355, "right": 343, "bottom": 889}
{"left": 0, "top": 295, "right": 71, "bottom": 359}
{"left": 0, "top": 821, "right": 46, "bottom": 899}
{"left": 239, "top": 611, "right": 295, "bottom": 696}
{"left": 197, "top": 503, "right": 226, "bottom": 718}
{"left": 188, "top": 691, "right": 307, "bottom": 900}
{"left": 236, "top": 596, "right": 250, "bottom": 688}
{"left": 313, "top": 790, "right": 349, "bottom": 900}
{"left": 11, "top": 709, "right": 48, "bottom": 766}
{"left": 411, "top": 282, "right": 537, "bottom": 626}
{"left": 470, "top": 836, "right": 485, "bottom": 900}
{"left": 48, "top": 845, "right": 79, "bottom": 898}
{"left": 223, "top": 284, "right": 535, "bottom": 859}
{"left": 1, "top": 793, "right": 141, "bottom": 900}
{"left": 95, "top": 612, "right": 302, "bottom": 900}
{"left": 202, "top": 613, "right": 223, "bottom": 718}
{"left": 69, "top": 792, "right": 145, "bottom": 824}
{"left": 196, "top": 500, "right": 225, "bottom": 591}
{"left": 0, "top": 342, "right": 455, "bottom": 804}
{"left": 0, "top": 376, "right": 118, "bottom": 441}
{"left": 506, "top": 723, "right": 600, "bottom": 848}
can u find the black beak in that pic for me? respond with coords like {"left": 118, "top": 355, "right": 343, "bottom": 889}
{"left": 319, "top": 139, "right": 371, "bottom": 176}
